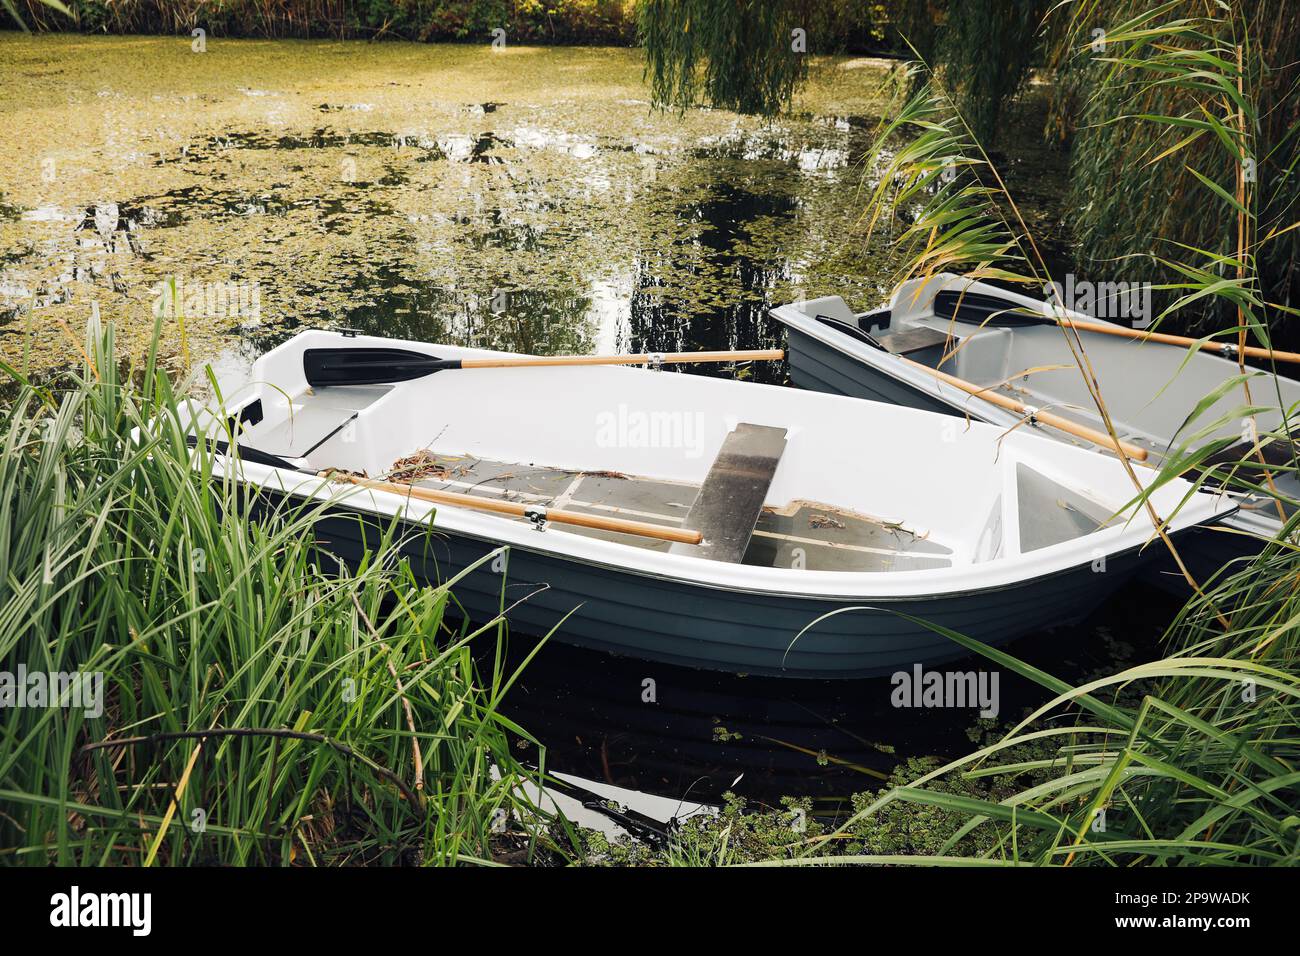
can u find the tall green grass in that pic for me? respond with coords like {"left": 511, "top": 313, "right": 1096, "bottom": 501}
{"left": 0, "top": 321, "right": 555, "bottom": 866}
{"left": 803, "top": 557, "right": 1300, "bottom": 865}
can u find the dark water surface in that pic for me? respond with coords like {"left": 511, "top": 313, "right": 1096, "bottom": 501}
{"left": 490, "top": 579, "right": 1181, "bottom": 809}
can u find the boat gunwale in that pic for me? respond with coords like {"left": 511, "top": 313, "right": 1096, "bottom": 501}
{"left": 211, "top": 451, "right": 1235, "bottom": 603}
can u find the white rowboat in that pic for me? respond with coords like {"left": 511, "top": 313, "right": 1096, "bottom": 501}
{"left": 187, "top": 329, "right": 1234, "bottom": 677}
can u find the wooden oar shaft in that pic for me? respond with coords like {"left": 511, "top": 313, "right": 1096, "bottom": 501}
{"left": 900, "top": 357, "right": 1150, "bottom": 462}
{"left": 1058, "top": 318, "right": 1300, "bottom": 364}
{"left": 323, "top": 473, "right": 703, "bottom": 545}
{"left": 459, "top": 349, "right": 784, "bottom": 369}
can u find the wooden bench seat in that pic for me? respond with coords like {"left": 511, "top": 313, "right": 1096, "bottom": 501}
{"left": 670, "top": 423, "right": 788, "bottom": 563}
{"left": 872, "top": 325, "right": 952, "bottom": 356}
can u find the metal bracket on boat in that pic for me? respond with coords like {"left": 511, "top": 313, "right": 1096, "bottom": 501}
{"left": 1219, "top": 342, "right": 1240, "bottom": 358}
{"left": 523, "top": 505, "right": 548, "bottom": 531}
{"left": 645, "top": 352, "right": 664, "bottom": 370}
{"left": 1022, "top": 404, "right": 1041, "bottom": 425}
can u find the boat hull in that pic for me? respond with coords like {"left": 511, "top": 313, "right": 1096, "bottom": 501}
{"left": 785, "top": 322, "right": 960, "bottom": 413}
{"left": 310, "top": 505, "right": 1154, "bottom": 678}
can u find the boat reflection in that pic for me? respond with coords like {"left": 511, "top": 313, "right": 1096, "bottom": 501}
{"left": 487, "top": 580, "right": 1179, "bottom": 810}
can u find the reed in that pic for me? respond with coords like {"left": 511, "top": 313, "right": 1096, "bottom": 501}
{"left": 0, "top": 319, "right": 557, "bottom": 866}
{"left": 796, "top": 545, "right": 1300, "bottom": 866}
{"left": 1044, "top": 0, "right": 1300, "bottom": 347}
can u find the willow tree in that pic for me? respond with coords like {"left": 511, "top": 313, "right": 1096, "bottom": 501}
{"left": 928, "top": 0, "right": 1047, "bottom": 142}
{"left": 638, "top": 0, "right": 814, "bottom": 114}
{"left": 639, "top": 0, "right": 1044, "bottom": 144}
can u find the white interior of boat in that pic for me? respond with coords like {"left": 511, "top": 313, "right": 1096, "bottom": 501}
{"left": 196, "top": 330, "right": 1233, "bottom": 598}
{"left": 779, "top": 273, "right": 1300, "bottom": 468}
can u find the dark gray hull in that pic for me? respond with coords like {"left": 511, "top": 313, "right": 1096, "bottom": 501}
{"left": 786, "top": 325, "right": 958, "bottom": 414}
{"left": 312, "top": 508, "right": 1154, "bottom": 679}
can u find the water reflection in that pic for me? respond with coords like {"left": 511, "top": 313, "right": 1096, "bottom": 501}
{"left": 3, "top": 56, "right": 895, "bottom": 380}
{"left": 490, "top": 581, "right": 1177, "bottom": 809}
{"left": 629, "top": 179, "right": 796, "bottom": 384}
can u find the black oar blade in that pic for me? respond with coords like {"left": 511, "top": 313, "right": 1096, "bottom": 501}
{"left": 303, "top": 347, "right": 460, "bottom": 387}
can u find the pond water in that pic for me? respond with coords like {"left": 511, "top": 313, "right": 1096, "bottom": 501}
{"left": 1, "top": 36, "right": 1071, "bottom": 379}
{"left": 498, "top": 579, "right": 1178, "bottom": 813}
{"left": 2, "top": 33, "right": 1097, "bottom": 812}
{"left": 0, "top": 34, "right": 927, "bottom": 384}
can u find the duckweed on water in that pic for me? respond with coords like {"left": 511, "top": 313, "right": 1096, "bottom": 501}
{"left": 1, "top": 35, "right": 908, "bottom": 381}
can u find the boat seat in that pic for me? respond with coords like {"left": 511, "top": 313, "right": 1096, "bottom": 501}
{"left": 872, "top": 325, "right": 952, "bottom": 356}
{"left": 247, "top": 385, "right": 393, "bottom": 459}
{"left": 670, "top": 423, "right": 788, "bottom": 563}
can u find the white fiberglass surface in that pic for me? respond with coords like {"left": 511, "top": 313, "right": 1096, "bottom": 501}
{"left": 222, "top": 330, "right": 1232, "bottom": 595}
{"left": 936, "top": 321, "right": 1300, "bottom": 446}
{"left": 895, "top": 275, "right": 1300, "bottom": 448}
{"left": 248, "top": 332, "right": 1020, "bottom": 549}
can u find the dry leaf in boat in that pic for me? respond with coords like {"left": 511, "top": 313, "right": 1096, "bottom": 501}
{"left": 391, "top": 449, "right": 450, "bottom": 481}
{"left": 809, "top": 513, "right": 847, "bottom": 530}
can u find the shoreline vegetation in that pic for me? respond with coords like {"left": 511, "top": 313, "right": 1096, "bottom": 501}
{"left": 0, "top": 322, "right": 564, "bottom": 865}
{"left": 3, "top": 0, "right": 642, "bottom": 44}
{"left": 1, "top": 0, "right": 886, "bottom": 49}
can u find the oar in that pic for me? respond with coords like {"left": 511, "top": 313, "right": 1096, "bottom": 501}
{"left": 932, "top": 289, "right": 1300, "bottom": 364}
{"left": 305, "top": 347, "right": 785, "bottom": 387}
{"left": 816, "top": 316, "right": 1150, "bottom": 461}
{"left": 903, "top": 356, "right": 1150, "bottom": 461}
{"left": 188, "top": 437, "right": 703, "bottom": 546}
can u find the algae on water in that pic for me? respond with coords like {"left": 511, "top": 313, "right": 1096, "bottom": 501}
{"left": 0, "top": 36, "right": 908, "bottom": 382}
